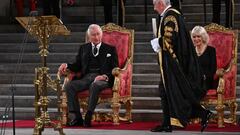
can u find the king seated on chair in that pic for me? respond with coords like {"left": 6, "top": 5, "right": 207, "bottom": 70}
{"left": 58, "top": 23, "right": 134, "bottom": 127}
{"left": 58, "top": 24, "right": 118, "bottom": 127}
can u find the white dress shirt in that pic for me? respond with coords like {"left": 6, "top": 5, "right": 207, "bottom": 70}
{"left": 91, "top": 42, "right": 101, "bottom": 57}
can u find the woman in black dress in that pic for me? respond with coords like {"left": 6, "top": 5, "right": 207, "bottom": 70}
{"left": 191, "top": 26, "right": 217, "bottom": 98}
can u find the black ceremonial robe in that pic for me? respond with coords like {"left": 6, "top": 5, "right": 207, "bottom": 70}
{"left": 157, "top": 8, "right": 204, "bottom": 127}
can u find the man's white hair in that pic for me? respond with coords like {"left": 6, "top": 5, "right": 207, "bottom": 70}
{"left": 87, "top": 24, "right": 102, "bottom": 35}
{"left": 153, "top": 0, "right": 171, "bottom": 6}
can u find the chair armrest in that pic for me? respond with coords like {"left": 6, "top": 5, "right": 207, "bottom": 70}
{"left": 112, "top": 59, "right": 131, "bottom": 76}
{"left": 112, "top": 58, "right": 132, "bottom": 97}
{"left": 216, "top": 68, "right": 225, "bottom": 77}
{"left": 57, "top": 69, "right": 81, "bottom": 90}
{"left": 216, "top": 61, "right": 237, "bottom": 96}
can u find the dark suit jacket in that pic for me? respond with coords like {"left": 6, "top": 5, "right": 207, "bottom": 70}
{"left": 67, "top": 42, "right": 119, "bottom": 86}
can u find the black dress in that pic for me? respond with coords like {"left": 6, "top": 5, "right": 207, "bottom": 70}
{"left": 197, "top": 46, "right": 217, "bottom": 95}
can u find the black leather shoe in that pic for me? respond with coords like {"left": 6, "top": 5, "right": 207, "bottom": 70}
{"left": 150, "top": 125, "right": 172, "bottom": 132}
{"left": 66, "top": 119, "right": 83, "bottom": 127}
{"left": 201, "top": 110, "right": 213, "bottom": 132}
{"left": 83, "top": 121, "right": 91, "bottom": 127}
{"left": 84, "top": 111, "right": 93, "bottom": 127}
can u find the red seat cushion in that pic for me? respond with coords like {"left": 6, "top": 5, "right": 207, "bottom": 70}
{"left": 205, "top": 89, "right": 217, "bottom": 99}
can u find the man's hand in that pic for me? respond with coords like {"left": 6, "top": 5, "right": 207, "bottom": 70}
{"left": 94, "top": 75, "right": 109, "bottom": 82}
{"left": 58, "top": 63, "right": 67, "bottom": 76}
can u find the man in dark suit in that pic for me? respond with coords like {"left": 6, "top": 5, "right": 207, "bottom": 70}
{"left": 58, "top": 24, "right": 118, "bottom": 127}
{"left": 212, "top": 0, "right": 234, "bottom": 28}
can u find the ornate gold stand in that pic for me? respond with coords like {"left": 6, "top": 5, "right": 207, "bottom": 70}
{"left": 16, "top": 16, "right": 70, "bottom": 135}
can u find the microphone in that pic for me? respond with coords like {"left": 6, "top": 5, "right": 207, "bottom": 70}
{"left": 152, "top": 18, "right": 157, "bottom": 38}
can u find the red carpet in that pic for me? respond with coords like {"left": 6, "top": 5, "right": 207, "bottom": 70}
{"left": 1, "top": 120, "right": 240, "bottom": 132}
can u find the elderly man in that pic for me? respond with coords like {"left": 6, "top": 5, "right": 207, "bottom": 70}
{"left": 58, "top": 24, "right": 118, "bottom": 127}
{"left": 150, "top": 0, "right": 212, "bottom": 132}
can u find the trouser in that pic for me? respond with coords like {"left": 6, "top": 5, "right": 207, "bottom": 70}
{"left": 102, "top": 0, "right": 113, "bottom": 24}
{"left": 64, "top": 73, "right": 110, "bottom": 117}
{"left": 212, "top": 0, "right": 233, "bottom": 28}
{"left": 160, "top": 84, "right": 170, "bottom": 126}
{"left": 101, "top": 0, "right": 126, "bottom": 26}
{"left": 42, "top": 0, "right": 60, "bottom": 18}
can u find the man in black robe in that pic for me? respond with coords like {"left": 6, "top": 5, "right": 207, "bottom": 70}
{"left": 150, "top": 0, "right": 212, "bottom": 132}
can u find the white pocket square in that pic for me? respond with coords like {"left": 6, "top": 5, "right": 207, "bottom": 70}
{"left": 106, "top": 53, "right": 111, "bottom": 57}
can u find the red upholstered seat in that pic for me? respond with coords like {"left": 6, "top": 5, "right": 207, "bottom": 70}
{"left": 59, "top": 23, "right": 134, "bottom": 125}
{"left": 202, "top": 23, "right": 238, "bottom": 128}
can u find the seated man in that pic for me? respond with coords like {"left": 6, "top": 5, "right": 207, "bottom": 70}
{"left": 58, "top": 24, "right": 118, "bottom": 127}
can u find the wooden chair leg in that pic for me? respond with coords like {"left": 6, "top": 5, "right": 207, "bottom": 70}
{"left": 111, "top": 102, "right": 120, "bottom": 125}
{"left": 216, "top": 78, "right": 225, "bottom": 128}
{"left": 125, "top": 100, "right": 133, "bottom": 123}
{"left": 215, "top": 102, "right": 225, "bottom": 127}
{"left": 61, "top": 91, "right": 68, "bottom": 125}
{"left": 229, "top": 101, "right": 238, "bottom": 125}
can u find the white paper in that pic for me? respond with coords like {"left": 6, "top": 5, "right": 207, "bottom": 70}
{"left": 150, "top": 38, "right": 161, "bottom": 53}
{"left": 152, "top": 18, "right": 157, "bottom": 38}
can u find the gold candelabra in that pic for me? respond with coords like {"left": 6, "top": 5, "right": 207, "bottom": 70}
{"left": 16, "top": 16, "right": 70, "bottom": 135}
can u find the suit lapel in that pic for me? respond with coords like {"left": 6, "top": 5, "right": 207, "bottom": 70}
{"left": 83, "top": 43, "right": 92, "bottom": 67}
{"left": 98, "top": 43, "right": 107, "bottom": 66}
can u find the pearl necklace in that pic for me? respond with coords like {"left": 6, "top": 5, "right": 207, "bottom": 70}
{"left": 195, "top": 45, "right": 207, "bottom": 56}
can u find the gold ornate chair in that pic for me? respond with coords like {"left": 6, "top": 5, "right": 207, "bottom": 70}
{"left": 202, "top": 23, "right": 238, "bottom": 127}
{"left": 58, "top": 23, "right": 134, "bottom": 125}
